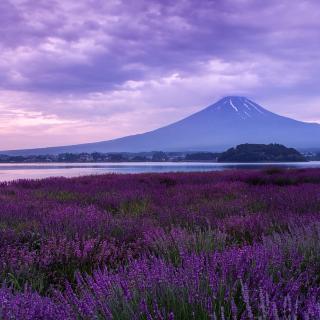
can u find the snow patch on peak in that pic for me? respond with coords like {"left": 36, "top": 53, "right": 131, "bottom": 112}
{"left": 214, "top": 96, "right": 268, "bottom": 119}
{"left": 246, "top": 100, "right": 264, "bottom": 114}
{"left": 229, "top": 99, "right": 238, "bottom": 112}
{"left": 243, "top": 103, "right": 251, "bottom": 111}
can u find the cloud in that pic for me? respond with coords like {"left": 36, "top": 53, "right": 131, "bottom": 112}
{"left": 0, "top": 0, "right": 319, "bottom": 149}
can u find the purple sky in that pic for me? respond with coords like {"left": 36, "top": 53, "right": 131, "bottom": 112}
{"left": 1, "top": 0, "right": 320, "bottom": 149}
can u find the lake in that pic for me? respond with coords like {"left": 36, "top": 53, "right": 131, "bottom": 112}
{"left": 0, "top": 161, "right": 320, "bottom": 181}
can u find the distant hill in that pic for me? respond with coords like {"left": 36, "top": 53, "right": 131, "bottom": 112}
{"left": 218, "top": 143, "right": 307, "bottom": 163}
{"left": 1, "top": 96, "right": 320, "bottom": 155}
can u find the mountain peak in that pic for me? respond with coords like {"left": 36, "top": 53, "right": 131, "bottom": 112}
{"left": 220, "top": 95, "right": 247, "bottom": 101}
{"left": 212, "top": 96, "right": 267, "bottom": 119}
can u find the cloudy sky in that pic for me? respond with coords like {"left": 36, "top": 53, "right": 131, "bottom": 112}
{"left": 0, "top": 0, "right": 320, "bottom": 150}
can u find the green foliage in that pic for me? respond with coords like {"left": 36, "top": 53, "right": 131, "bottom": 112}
{"left": 218, "top": 143, "right": 306, "bottom": 162}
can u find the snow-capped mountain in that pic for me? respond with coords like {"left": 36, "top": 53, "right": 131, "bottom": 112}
{"left": 2, "top": 96, "right": 320, "bottom": 155}
{"left": 215, "top": 96, "right": 269, "bottom": 119}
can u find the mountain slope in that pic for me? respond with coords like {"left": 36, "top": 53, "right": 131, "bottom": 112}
{"left": 2, "top": 96, "right": 320, "bottom": 155}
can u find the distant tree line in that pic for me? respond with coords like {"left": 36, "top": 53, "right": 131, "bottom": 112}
{"left": 0, "top": 151, "right": 220, "bottom": 163}
{"left": 0, "top": 144, "right": 315, "bottom": 163}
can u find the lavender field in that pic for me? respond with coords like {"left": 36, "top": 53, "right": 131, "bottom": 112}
{"left": 0, "top": 169, "right": 320, "bottom": 319}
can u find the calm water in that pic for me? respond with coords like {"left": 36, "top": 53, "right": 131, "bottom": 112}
{"left": 0, "top": 162, "right": 319, "bottom": 181}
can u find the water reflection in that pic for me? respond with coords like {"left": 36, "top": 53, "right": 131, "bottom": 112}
{"left": 0, "top": 162, "right": 319, "bottom": 181}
